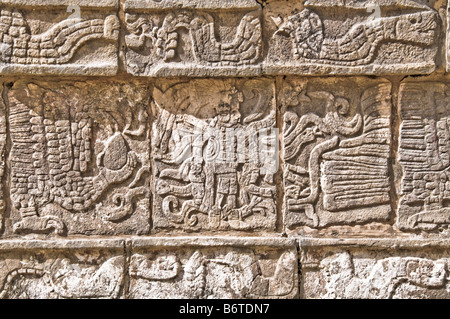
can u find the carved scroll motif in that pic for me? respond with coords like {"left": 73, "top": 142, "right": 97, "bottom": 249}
{"left": 152, "top": 79, "right": 277, "bottom": 231}
{"left": 8, "top": 81, "right": 151, "bottom": 236}
{"left": 124, "top": 0, "right": 262, "bottom": 76}
{"left": 283, "top": 79, "right": 392, "bottom": 228}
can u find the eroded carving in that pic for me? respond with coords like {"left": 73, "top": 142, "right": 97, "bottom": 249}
{"left": 283, "top": 78, "right": 391, "bottom": 228}
{"left": 265, "top": 0, "right": 439, "bottom": 74}
{"left": 0, "top": 6, "right": 119, "bottom": 75}
{"left": 152, "top": 79, "right": 277, "bottom": 231}
{"left": 128, "top": 246, "right": 297, "bottom": 299}
{"left": 8, "top": 81, "right": 151, "bottom": 236}
{"left": 125, "top": 5, "right": 262, "bottom": 76}
{"left": 0, "top": 249, "right": 124, "bottom": 299}
{"left": 302, "top": 249, "right": 450, "bottom": 299}
{"left": 398, "top": 82, "right": 450, "bottom": 231}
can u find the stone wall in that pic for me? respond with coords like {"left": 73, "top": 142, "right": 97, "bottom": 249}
{"left": 0, "top": 0, "right": 448, "bottom": 299}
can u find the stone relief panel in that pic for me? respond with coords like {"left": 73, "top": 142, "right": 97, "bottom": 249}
{"left": 124, "top": 0, "right": 262, "bottom": 77}
{"left": 301, "top": 246, "right": 450, "bottom": 299}
{"left": 264, "top": 0, "right": 440, "bottom": 75}
{"left": 0, "top": 242, "right": 125, "bottom": 299}
{"left": 7, "top": 80, "right": 151, "bottom": 236}
{"left": 282, "top": 78, "right": 392, "bottom": 229}
{"left": 0, "top": 0, "right": 119, "bottom": 76}
{"left": 398, "top": 81, "right": 450, "bottom": 232}
{"left": 152, "top": 78, "right": 277, "bottom": 232}
{"left": 128, "top": 238, "right": 297, "bottom": 299}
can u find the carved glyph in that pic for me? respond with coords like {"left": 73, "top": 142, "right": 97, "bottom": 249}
{"left": 0, "top": 3, "right": 119, "bottom": 75}
{"left": 152, "top": 79, "right": 277, "bottom": 231}
{"left": 398, "top": 82, "right": 450, "bottom": 231}
{"left": 128, "top": 245, "right": 297, "bottom": 299}
{"left": 283, "top": 78, "right": 391, "bottom": 228}
{"left": 124, "top": 0, "right": 262, "bottom": 76}
{"left": 265, "top": 0, "right": 439, "bottom": 75}
{"left": 8, "top": 81, "right": 151, "bottom": 236}
{"left": 0, "top": 248, "right": 124, "bottom": 299}
{"left": 302, "top": 248, "right": 450, "bottom": 299}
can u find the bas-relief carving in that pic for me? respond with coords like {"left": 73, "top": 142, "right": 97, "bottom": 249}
{"left": 8, "top": 81, "right": 151, "bottom": 236}
{"left": 0, "top": 248, "right": 124, "bottom": 299}
{"left": 265, "top": 0, "right": 439, "bottom": 75}
{"left": 124, "top": 0, "right": 262, "bottom": 77}
{"left": 398, "top": 82, "right": 450, "bottom": 231}
{"left": 152, "top": 79, "right": 277, "bottom": 232}
{"left": 0, "top": 5, "right": 119, "bottom": 75}
{"left": 282, "top": 78, "right": 391, "bottom": 228}
{"left": 128, "top": 246, "right": 297, "bottom": 299}
{"left": 302, "top": 248, "right": 450, "bottom": 299}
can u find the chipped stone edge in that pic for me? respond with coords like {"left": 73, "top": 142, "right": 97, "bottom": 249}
{"left": 0, "top": 0, "right": 119, "bottom": 9}
{"left": 0, "top": 64, "right": 119, "bottom": 77}
{"left": 298, "top": 238, "right": 450, "bottom": 250}
{"left": 0, "top": 238, "right": 126, "bottom": 251}
{"left": 124, "top": 0, "right": 260, "bottom": 11}
{"left": 263, "top": 63, "right": 437, "bottom": 76}
{"left": 131, "top": 236, "right": 297, "bottom": 248}
{"left": 447, "top": 0, "right": 450, "bottom": 73}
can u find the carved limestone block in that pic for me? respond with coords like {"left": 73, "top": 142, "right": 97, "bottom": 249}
{"left": 398, "top": 81, "right": 450, "bottom": 231}
{"left": 0, "top": 86, "right": 5, "bottom": 234}
{"left": 152, "top": 78, "right": 277, "bottom": 232}
{"left": 282, "top": 78, "right": 392, "bottom": 229}
{"left": 0, "top": 239, "right": 125, "bottom": 299}
{"left": 124, "top": 0, "right": 263, "bottom": 77}
{"left": 128, "top": 237, "right": 298, "bottom": 299}
{"left": 7, "top": 80, "right": 151, "bottom": 236}
{"left": 301, "top": 242, "right": 450, "bottom": 299}
{"left": 264, "top": 0, "right": 440, "bottom": 75}
{"left": 0, "top": 0, "right": 120, "bottom": 76}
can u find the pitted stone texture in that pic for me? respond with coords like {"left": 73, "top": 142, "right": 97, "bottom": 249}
{"left": 0, "top": 242, "right": 125, "bottom": 299}
{"left": 7, "top": 80, "right": 151, "bottom": 237}
{"left": 124, "top": 0, "right": 262, "bottom": 77}
{"left": 301, "top": 246, "right": 450, "bottom": 299}
{"left": 0, "top": 87, "right": 6, "bottom": 234}
{"left": 398, "top": 81, "right": 450, "bottom": 232}
{"left": 282, "top": 77, "right": 392, "bottom": 229}
{"left": 152, "top": 78, "right": 277, "bottom": 232}
{"left": 128, "top": 237, "right": 298, "bottom": 299}
{"left": 0, "top": 1, "right": 119, "bottom": 76}
{"left": 263, "top": 0, "right": 440, "bottom": 75}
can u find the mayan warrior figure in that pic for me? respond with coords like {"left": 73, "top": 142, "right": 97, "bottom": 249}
{"left": 154, "top": 84, "right": 276, "bottom": 231}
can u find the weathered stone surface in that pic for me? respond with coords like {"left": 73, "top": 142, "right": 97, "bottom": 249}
{"left": 7, "top": 80, "right": 151, "bottom": 236}
{"left": 152, "top": 78, "right": 277, "bottom": 231}
{"left": 0, "top": 0, "right": 119, "bottom": 76}
{"left": 398, "top": 81, "right": 450, "bottom": 232}
{"left": 0, "top": 239, "right": 125, "bottom": 299}
{"left": 124, "top": 0, "right": 262, "bottom": 77}
{"left": 282, "top": 77, "right": 392, "bottom": 229}
{"left": 129, "top": 237, "right": 298, "bottom": 299}
{"left": 301, "top": 244, "right": 450, "bottom": 299}
{"left": 264, "top": 0, "right": 440, "bottom": 75}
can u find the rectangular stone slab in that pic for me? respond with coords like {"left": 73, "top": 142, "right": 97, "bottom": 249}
{"left": 0, "top": 86, "right": 6, "bottom": 234}
{"left": 282, "top": 77, "right": 392, "bottom": 229}
{"left": 7, "top": 80, "right": 151, "bottom": 237}
{"left": 124, "top": 0, "right": 263, "bottom": 77}
{"left": 263, "top": 0, "right": 440, "bottom": 75}
{"left": 398, "top": 81, "right": 450, "bottom": 232}
{"left": 152, "top": 78, "right": 277, "bottom": 232}
{"left": 0, "top": 239, "right": 125, "bottom": 299}
{"left": 128, "top": 237, "right": 298, "bottom": 299}
{"left": 0, "top": 1, "right": 119, "bottom": 76}
{"left": 300, "top": 239, "right": 450, "bottom": 299}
